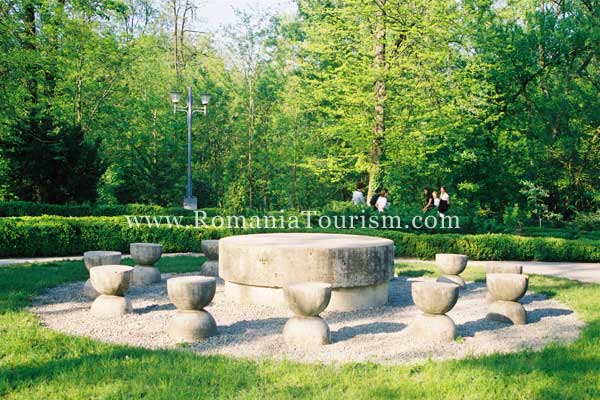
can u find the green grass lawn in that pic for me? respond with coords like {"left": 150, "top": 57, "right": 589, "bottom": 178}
{"left": 1, "top": 257, "right": 600, "bottom": 399}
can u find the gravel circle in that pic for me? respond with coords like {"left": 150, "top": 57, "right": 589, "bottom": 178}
{"left": 30, "top": 274, "right": 585, "bottom": 365}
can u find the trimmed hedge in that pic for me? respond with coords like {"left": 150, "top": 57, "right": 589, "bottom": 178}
{"left": 0, "top": 201, "right": 220, "bottom": 218}
{"left": 251, "top": 228, "right": 600, "bottom": 262}
{"left": 0, "top": 217, "right": 227, "bottom": 257}
{"left": 1, "top": 216, "right": 599, "bottom": 261}
{"left": 369, "top": 230, "right": 600, "bottom": 261}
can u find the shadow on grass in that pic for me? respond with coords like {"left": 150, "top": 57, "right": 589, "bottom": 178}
{"left": 2, "top": 257, "right": 600, "bottom": 398}
{"left": 0, "top": 262, "right": 87, "bottom": 313}
{"left": 1, "top": 344, "right": 264, "bottom": 398}
{"left": 451, "top": 321, "right": 600, "bottom": 398}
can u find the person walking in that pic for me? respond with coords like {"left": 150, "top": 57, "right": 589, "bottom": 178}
{"left": 352, "top": 183, "right": 366, "bottom": 206}
{"left": 369, "top": 187, "right": 383, "bottom": 210}
{"left": 375, "top": 189, "right": 388, "bottom": 212}
{"left": 422, "top": 188, "right": 434, "bottom": 212}
{"left": 438, "top": 186, "right": 450, "bottom": 217}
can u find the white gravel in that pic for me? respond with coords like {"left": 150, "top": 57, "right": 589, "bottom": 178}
{"left": 30, "top": 274, "right": 585, "bottom": 365}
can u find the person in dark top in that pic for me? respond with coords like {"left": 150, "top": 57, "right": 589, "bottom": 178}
{"left": 422, "top": 187, "right": 434, "bottom": 212}
{"left": 369, "top": 187, "right": 382, "bottom": 209}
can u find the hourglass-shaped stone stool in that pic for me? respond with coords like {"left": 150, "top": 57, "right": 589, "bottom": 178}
{"left": 167, "top": 276, "right": 218, "bottom": 342}
{"left": 200, "top": 240, "right": 220, "bottom": 277}
{"left": 409, "top": 281, "right": 459, "bottom": 342}
{"left": 283, "top": 282, "right": 332, "bottom": 346}
{"left": 435, "top": 253, "right": 468, "bottom": 289}
{"left": 485, "top": 265, "right": 523, "bottom": 303}
{"left": 90, "top": 265, "right": 133, "bottom": 317}
{"left": 486, "top": 273, "right": 528, "bottom": 325}
{"left": 130, "top": 243, "right": 162, "bottom": 285}
{"left": 83, "top": 251, "right": 122, "bottom": 299}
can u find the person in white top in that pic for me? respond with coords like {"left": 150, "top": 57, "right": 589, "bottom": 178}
{"left": 375, "top": 190, "right": 388, "bottom": 212}
{"left": 351, "top": 183, "right": 366, "bottom": 206}
{"left": 438, "top": 186, "right": 450, "bottom": 216}
{"left": 432, "top": 191, "right": 440, "bottom": 207}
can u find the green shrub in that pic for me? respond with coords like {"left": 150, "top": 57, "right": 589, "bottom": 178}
{"left": 519, "top": 227, "right": 578, "bottom": 239}
{"left": 0, "top": 201, "right": 213, "bottom": 217}
{"left": 502, "top": 204, "right": 525, "bottom": 231}
{"left": 0, "top": 201, "right": 92, "bottom": 217}
{"left": 1, "top": 216, "right": 599, "bottom": 261}
{"left": 581, "top": 231, "right": 600, "bottom": 241}
{"left": 572, "top": 211, "right": 600, "bottom": 231}
{"left": 294, "top": 228, "right": 600, "bottom": 262}
{"left": 0, "top": 217, "right": 214, "bottom": 257}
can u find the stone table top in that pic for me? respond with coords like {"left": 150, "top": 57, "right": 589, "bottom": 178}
{"left": 220, "top": 232, "right": 393, "bottom": 249}
{"left": 219, "top": 233, "right": 395, "bottom": 288}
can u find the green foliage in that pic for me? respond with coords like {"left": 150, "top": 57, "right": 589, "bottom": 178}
{"left": 320, "top": 200, "right": 504, "bottom": 234}
{"left": 502, "top": 204, "right": 526, "bottom": 232}
{"left": 223, "top": 181, "right": 248, "bottom": 216}
{"left": 3, "top": 121, "right": 104, "bottom": 204}
{"left": 0, "top": 0, "right": 598, "bottom": 215}
{"left": 520, "top": 180, "right": 553, "bottom": 227}
{"left": 1, "top": 216, "right": 599, "bottom": 261}
{"left": 0, "top": 201, "right": 92, "bottom": 217}
{"left": 0, "top": 217, "right": 210, "bottom": 257}
{"left": 0, "top": 201, "right": 224, "bottom": 218}
{"left": 573, "top": 211, "right": 600, "bottom": 231}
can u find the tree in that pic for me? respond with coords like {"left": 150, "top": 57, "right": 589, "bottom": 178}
{"left": 224, "top": 8, "right": 283, "bottom": 209}
{"left": 520, "top": 180, "right": 550, "bottom": 228}
{"left": 0, "top": 0, "right": 597, "bottom": 217}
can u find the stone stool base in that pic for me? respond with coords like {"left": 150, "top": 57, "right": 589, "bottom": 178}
{"left": 83, "top": 279, "right": 100, "bottom": 299}
{"left": 409, "top": 314, "right": 456, "bottom": 342}
{"left": 487, "top": 265, "right": 523, "bottom": 274}
{"left": 201, "top": 260, "right": 219, "bottom": 277}
{"left": 132, "top": 266, "right": 161, "bottom": 285}
{"left": 283, "top": 316, "right": 331, "bottom": 346}
{"left": 225, "top": 281, "right": 388, "bottom": 311}
{"left": 91, "top": 295, "right": 132, "bottom": 318}
{"left": 487, "top": 300, "right": 527, "bottom": 325}
{"left": 436, "top": 275, "right": 466, "bottom": 289}
{"left": 167, "top": 310, "right": 217, "bottom": 342}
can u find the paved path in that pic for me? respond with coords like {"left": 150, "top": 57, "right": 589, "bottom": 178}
{"left": 396, "top": 258, "right": 600, "bottom": 284}
{"left": 1, "top": 254, "right": 599, "bottom": 284}
{"left": 0, "top": 253, "right": 202, "bottom": 267}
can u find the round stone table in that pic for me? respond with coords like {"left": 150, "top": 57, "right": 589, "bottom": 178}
{"left": 220, "top": 233, "right": 395, "bottom": 311}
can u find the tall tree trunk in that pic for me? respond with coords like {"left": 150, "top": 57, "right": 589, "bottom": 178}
{"left": 292, "top": 123, "right": 299, "bottom": 209}
{"left": 75, "top": 52, "right": 84, "bottom": 125}
{"left": 263, "top": 175, "right": 269, "bottom": 210}
{"left": 179, "top": 0, "right": 189, "bottom": 71}
{"left": 247, "top": 79, "right": 254, "bottom": 209}
{"left": 367, "top": 0, "right": 387, "bottom": 201}
{"left": 152, "top": 109, "right": 158, "bottom": 164}
{"left": 23, "top": 1, "right": 40, "bottom": 201}
{"left": 24, "top": 2, "right": 37, "bottom": 105}
{"left": 172, "top": 0, "right": 179, "bottom": 77}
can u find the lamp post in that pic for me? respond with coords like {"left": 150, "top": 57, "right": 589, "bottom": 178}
{"left": 170, "top": 87, "right": 211, "bottom": 210}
